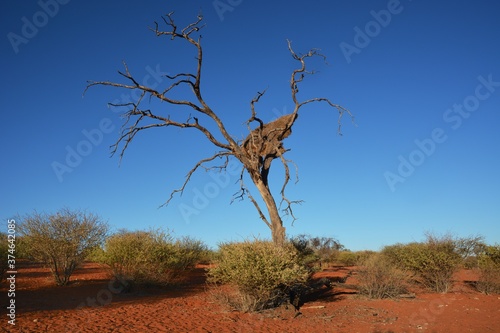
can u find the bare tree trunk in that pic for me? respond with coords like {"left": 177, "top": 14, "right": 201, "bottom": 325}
{"left": 252, "top": 177, "right": 286, "bottom": 247}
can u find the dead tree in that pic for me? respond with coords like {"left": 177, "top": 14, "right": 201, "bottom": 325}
{"left": 85, "top": 12, "right": 353, "bottom": 247}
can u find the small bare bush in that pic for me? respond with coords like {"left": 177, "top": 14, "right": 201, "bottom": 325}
{"left": 357, "top": 254, "right": 408, "bottom": 299}
{"left": 207, "top": 240, "right": 310, "bottom": 312}
{"left": 477, "top": 245, "right": 500, "bottom": 294}
{"left": 18, "top": 208, "right": 108, "bottom": 286}
{"left": 454, "top": 235, "right": 486, "bottom": 269}
{"left": 100, "top": 229, "right": 206, "bottom": 287}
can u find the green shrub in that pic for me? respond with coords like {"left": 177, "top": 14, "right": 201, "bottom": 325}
{"left": 336, "top": 251, "right": 360, "bottom": 266}
{"left": 357, "top": 253, "right": 408, "bottom": 299}
{"left": 11, "top": 235, "right": 32, "bottom": 260}
{"left": 207, "top": 240, "right": 310, "bottom": 312}
{"left": 382, "top": 235, "right": 461, "bottom": 292}
{"left": 196, "top": 248, "right": 217, "bottom": 265}
{"left": 290, "top": 234, "right": 319, "bottom": 267}
{"left": 18, "top": 208, "right": 108, "bottom": 286}
{"left": 100, "top": 229, "right": 206, "bottom": 286}
{"left": 477, "top": 245, "right": 500, "bottom": 294}
{"left": 290, "top": 234, "right": 345, "bottom": 269}
{"left": 356, "top": 250, "right": 377, "bottom": 263}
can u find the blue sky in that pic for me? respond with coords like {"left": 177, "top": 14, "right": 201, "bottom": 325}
{"left": 1, "top": 0, "right": 499, "bottom": 250}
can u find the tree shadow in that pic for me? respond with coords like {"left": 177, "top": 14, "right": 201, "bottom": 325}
{"left": 298, "top": 267, "right": 359, "bottom": 307}
{"left": 0, "top": 266, "right": 209, "bottom": 314}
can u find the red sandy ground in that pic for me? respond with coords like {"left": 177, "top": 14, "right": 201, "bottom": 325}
{"left": 1, "top": 261, "right": 499, "bottom": 333}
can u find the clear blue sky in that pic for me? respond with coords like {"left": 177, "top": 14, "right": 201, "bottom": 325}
{"left": 1, "top": 0, "right": 499, "bottom": 250}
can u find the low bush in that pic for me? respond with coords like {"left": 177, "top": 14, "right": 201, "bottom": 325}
{"left": 382, "top": 234, "right": 461, "bottom": 292}
{"left": 207, "top": 240, "right": 310, "bottom": 312}
{"left": 0, "top": 233, "right": 8, "bottom": 279}
{"left": 336, "top": 251, "right": 360, "bottom": 266}
{"left": 18, "top": 208, "right": 109, "bottom": 286}
{"left": 356, "top": 250, "right": 377, "bottom": 263}
{"left": 477, "top": 245, "right": 500, "bottom": 294}
{"left": 453, "top": 235, "right": 486, "bottom": 269}
{"left": 357, "top": 253, "right": 408, "bottom": 299}
{"left": 290, "top": 234, "right": 345, "bottom": 269}
{"left": 100, "top": 229, "right": 206, "bottom": 287}
{"left": 11, "top": 235, "right": 32, "bottom": 261}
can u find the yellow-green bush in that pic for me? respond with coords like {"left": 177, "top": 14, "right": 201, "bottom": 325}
{"left": 207, "top": 240, "right": 310, "bottom": 311}
{"left": 100, "top": 229, "right": 206, "bottom": 286}
{"left": 19, "top": 209, "right": 109, "bottom": 286}
{"left": 336, "top": 251, "right": 360, "bottom": 266}
{"left": 382, "top": 236, "right": 461, "bottom": 292}
{"left": 477, "top": 244, "right": 500, "bottom": 294}
{"left": 290, "top": 234, "right": 345, "bottom": 269}
{"left": 357, "top": 253, "right": 408, "bottom": 299}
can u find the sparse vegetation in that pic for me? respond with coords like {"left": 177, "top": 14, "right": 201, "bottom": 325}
{"left": 0, "top": 233, "right": 8, "bottom": 279}
{"left": 336, "top": 250, "right": 361, "bottom": 266}
{"left": 99, "top": 229, "right": 206, "bottom": 287}
{"left": 476, "top": 244, "right": 500, "bottom": 294}
{"left": 290, "top": 234, "right": 345, "bottom": 269}
{"left": 382, "top": 234, "right": 462, "bottom": 292}
{"left": 454, "top": 235, "right": 487, "bottom": 269}
{"left": 207, "top": 240, "right": 310, "bottom": 312}
{"left": 356, "top": 253, "right": 408, "bottom": 299}
{"left": 18, "top": 208, "right": 108, "bottom": 286}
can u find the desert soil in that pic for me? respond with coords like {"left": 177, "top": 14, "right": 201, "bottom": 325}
{"left": 1, "top": 261, "right": 499, "bottom": 333}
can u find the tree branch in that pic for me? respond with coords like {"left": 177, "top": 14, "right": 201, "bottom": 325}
{"left": 232, "top": 166, "right": 271, "bottom": 229}
{"left": 278, "top": 154, "right": 303, "bottom": 224}
{"left": 161, "top": 151, "right": 232, "bottom": 207}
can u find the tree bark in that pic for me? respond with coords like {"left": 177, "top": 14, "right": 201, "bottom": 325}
{"left": 252, "top": 176, "right": 286, "bottom": 247}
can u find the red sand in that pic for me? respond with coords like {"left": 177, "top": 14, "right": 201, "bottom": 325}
{"left": 1, "top": 261, "right": 499, "bottom": 333}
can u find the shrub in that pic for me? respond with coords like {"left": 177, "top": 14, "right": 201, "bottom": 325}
{"left": 290, "top": 234, "right": 345, "bottom": 269}
{"left": 100, "top": 229, "right": 206, "bottom": 287}
{"left": 382, "top": 235, "right": 461, "bottom": 292}
{"left": 0, "top": 233, "right": 8, "bottom": 279}
{"left": 477, "top": 245, "right": 500, "bottom": 294}
{"left": 196, "top": 247, "right": 217, "bottom": 265}
{"left": 290, "top": 234, "right": 319, "bottom": 267}
{"left": 453, "top": 235, "right": 486, "bottom": 269}
{"left": 19, "top": 208, "right": 108, "bottom": 286}
{"left": 357, "top": 253, "right": 408, "bottom": 299}
{"left": 207, "top": 240, "right": 310, "bottom": 312}
{"left": 336, "top": 251, "right": 360, "bottom": 266}
{"left": 11, "top": 235, "right": 32, "bottom": 260}
{"left": 356, "top": 250, "right": 377, "bottom": 263}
